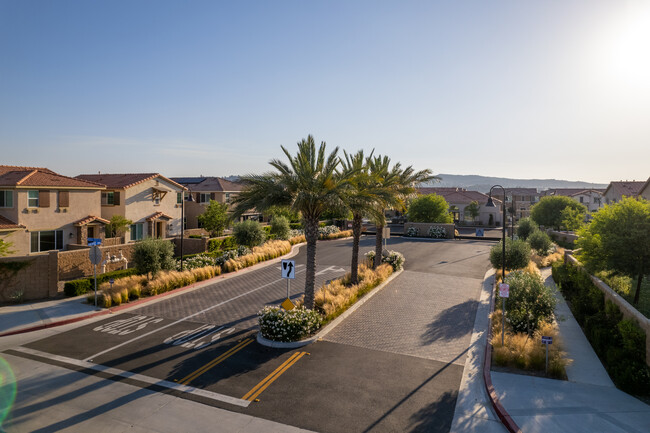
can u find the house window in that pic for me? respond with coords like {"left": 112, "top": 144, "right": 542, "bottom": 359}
{"left": 579, "top": 197, "right": 584, "bottom": 203}
{"left": 28, "top": 190, "right": 39, "bottom": 207}
{"left": 101, "top": 191, "right": 115, "bottom": 205}
{"left": 30, "top": 230, "right": 63, "bottom": 253}
{"left": 225, "top": 193, "right": 231, "bottom": 203}
{"left": 177, "top": 192, "right": 183, "bottom": 204}
{"left": 0, "top": 190, "right": 13, "bottom": 208}
{"left": 199, "top": 193, "right": 210, "bottom": 203}
{"left": 130, "top": 223, "right": 144, "bottom": 241}
{"left": 154, "top": 197, "right": 161, "bottom": 206}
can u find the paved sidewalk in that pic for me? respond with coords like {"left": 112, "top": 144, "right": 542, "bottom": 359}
{"left": 490, "top": 267, "right": 650, "bottom": 433}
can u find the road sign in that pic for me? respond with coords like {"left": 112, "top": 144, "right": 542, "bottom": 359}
{"left": 281, "top": 298, "right": 295, "bottom": 311}
{"left": 88, "top": 238, "right": 102, "bottom": 246}
{"left": 476, "top": 228, "right": 485, "bottom": 237}
{"left": 281, "top": 260, "right": 295, "bottom": 279}
{"left": 89, "top": 245, "right": 102, "bottom": 265}
{"left": 382, "top": 227, "right": 390, "bottom": 239}
{"left": 499, "top": 283, "right": 509, "bottom": 298}
{"left": 541, "top": 336, "right": 553, "bottom": 345}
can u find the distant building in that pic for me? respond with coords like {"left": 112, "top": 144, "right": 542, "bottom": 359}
{"left": 542, "top": 188, "right": 605, "bottom": 213}
{"left": 504, "top": 188, "right": 540, "bottom": 220}
{"left": 603, "top": 180, "right": 646, "bottom": 205}
{"left": 638, "top": 177, "right": 650, "bottom": 201}
{"left": 416, "top": 187, "right": 503, "bottom": 225}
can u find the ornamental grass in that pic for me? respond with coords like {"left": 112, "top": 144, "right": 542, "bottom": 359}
{"left": 531, "top": 247, "right": 565, "bottom": 268}
{"left": 223, "top": 240, "right": 291, "bottom": 273}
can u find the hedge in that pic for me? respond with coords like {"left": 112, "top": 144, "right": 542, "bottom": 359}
{"left": 208, "top": 236, "right": 237, "bottom": 253}
{"left": 64, "top": 268, "right": 138, "bottom": 297}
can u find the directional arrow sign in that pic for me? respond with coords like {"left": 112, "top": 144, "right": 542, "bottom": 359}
{"left": 281, "top": 260, "right": 295, "bottom": 279}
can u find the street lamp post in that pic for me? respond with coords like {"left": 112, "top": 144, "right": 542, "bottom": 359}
{"left": 486, "top": 185, "right": 507, "bottom": 346}
{"left": 180, "top": 189, "right": 194, "bottom": 271}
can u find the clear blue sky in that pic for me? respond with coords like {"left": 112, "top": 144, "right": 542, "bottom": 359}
{"left": 1, "top": 1, "right": 648, "bottom": 184}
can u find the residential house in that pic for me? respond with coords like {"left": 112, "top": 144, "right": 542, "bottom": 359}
{"left": 637, "top": 177, "right": 650, "bottom": 201}
{"left": 75, "top": 173, "right": 185, "bottom": 241}
{"left": 171, "top": 177, "right": 258, "bottom": 229}
{"left": 417, "top": 187, "right": 503, "bottom": 226}
{"left": 504, "top": 188, "right": 540, "bottom": 221}
{"left": 542, "top": 188, "right": 605, "bottom": 213}
{"left": 603, "top": 180, "right": 646, "bottom": 205}
{"left": 0, "top": 165, "right": 106, "bottom": 256}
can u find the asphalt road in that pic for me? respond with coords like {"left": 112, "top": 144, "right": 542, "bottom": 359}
{"left": 4, "top": 236, "right": 495, "bottom": 433}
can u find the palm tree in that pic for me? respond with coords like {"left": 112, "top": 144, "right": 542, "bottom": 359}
{"left": 368, "top": 156, "right": 436, "bottom": 268}
{"left": 232, "top": 135, "right": 351, "bottom": 309}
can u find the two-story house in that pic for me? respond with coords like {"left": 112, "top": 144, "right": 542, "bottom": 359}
{"left": 75, "top": 173, "right": 185, "bottom": 241}
{"left": 504, "top": 188, "right": 540, "bottom": 221}
{"left": 542, "top": 188, "right": 605, "bottom": 213}
{"left": 0, "top": 165, "right": 106, "bottom": 256}
{"left": 416, "top": 187, "right": 503, "bottom": 226}
{"left": 603, "top": 180, "right": 646, "bottom": 205}
{"left": 640, "top": 177, "right": 650, "bottom": 201}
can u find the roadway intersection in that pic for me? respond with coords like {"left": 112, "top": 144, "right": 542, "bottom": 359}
{"left": 3, "top": 236, "right": 494, "bottom": 432}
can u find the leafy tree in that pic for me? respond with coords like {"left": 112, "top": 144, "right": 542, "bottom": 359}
{"left": 528, "top": 229, "right": 553, "bottom": 255}
{"left": 263, "top": 205, "right": 301, "bottom": 223}
{"left": 465, "top": 201, "right": 480, "bottom": 222}
{"left": 133, "top": 238, "right": 175, "bottom": 279}
{"left": 269, "top": 216, "right": 291, "bottom": 240}
{"left": 198, "top": 200, "right": 230, "bottom": 236}
{"left": 530, "top": 196, "right": 587, "bottom": 230}
{"left": 232, "top": 135, "right": 352, "bottom": 309}
{"left": 501, "top": 270, "right": 556, "bottom": 335}
{"left": 516, "top": 217, "right": 538, "bottom": 240}
{"left": 560, "top": 207, "right": 585, "bottom": 231}
{"left": 576, "top": 197, "right": 650, "bottom": 305}
{"left": 0, "top": 239, "right": 14, "bottom": 257}
{"left": 106, "top": 215, "right": 133, "bottom": 238}
{"left": 407, "top": 194, "right": 453, "bottom": 224}
{"left": 233, "top": 220, "right": 266, "bottom": 248}
{"left": 489, "top": 238, "right": 531, "bottom": 271}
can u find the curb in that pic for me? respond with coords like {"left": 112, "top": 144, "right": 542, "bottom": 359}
{"left": 483, "top": 274, "right": 523, "bottom": 433}
{"left": 256, "top": 268, "right": 403, "bottom": 348}
{"left": 0, "top": 242, "right": 309, "bottom": 338}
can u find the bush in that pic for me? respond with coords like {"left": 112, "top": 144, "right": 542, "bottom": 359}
{"left": 428, "top": 226, "right": 447, "bottom": 239}
{"left": 233, "top": 220, "right": 266, "bottom": 248}
{"left": 489, "top": 238, "right": 531, "bottom": 271}
{"left": 364, "top": 250, "right": 404, "bottom": 271}
{"left": 208, "top": 236, "right": 237, "bottom": 253}
{"left": 405, "top": 226, "right": 419, "bottom": 237}
{"left": 528, "top": 230, "right": 553, "bottom": 255}
{"left": 516, "top": 218, "right": 538, "bottom": 241}
{"left": 64, "top": 268, "right": 138, "bottom": 297}
{"left": 258, "top": 306, "right": 322, "bottom": 342}
{"left": 64, "top": 279, "right": 92, "bottom": 297}
{"left": 133, "top": 238, "right": 175, "bottom": 279}
{"left": 499, "top": 271, "right": 556, "bottom": 335}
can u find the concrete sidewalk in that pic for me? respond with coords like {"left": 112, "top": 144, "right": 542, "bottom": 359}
{"left": 490, "top": 267, "right": 650, "bottom": 433}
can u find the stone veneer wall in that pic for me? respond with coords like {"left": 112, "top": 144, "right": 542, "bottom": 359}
{"left": 403, "top": 222, "right": 455, "bottom": 239}
{"left": 58, "top": 243, "right": 137, "bottom": 281}
{"left": 0, "top": 252, "right": 57, "bottom": 302}
{"left": 172, "top": 237, "right": 209, "bottom": 256}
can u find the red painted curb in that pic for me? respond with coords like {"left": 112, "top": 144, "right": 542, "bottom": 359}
{"left": 483, "top": 280, "right": 523, "bottom": 433}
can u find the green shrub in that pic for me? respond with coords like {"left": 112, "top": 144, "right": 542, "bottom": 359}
{"left": 258, "top": 306, "right": 322, "bottom": 342}
{"left": 528, "top": 230, "right": 553, "bottom": 255}
{"left": 233, "top": 220, "right": 266, "bottom": 248}
{"left": 489, "top": 238, "right": 531, "bottom": 271}
{"left": 64, "top": 279, "right": 92, "bottom": 297}
{"left": 133, "top": 238, "right": 175, "bottom": 279}
{"left": 63, "top": 268, "right": 138, "bottom": 297}
{"left": 208, "top": 236, "right": 236, "bottom": 253}
{"left": 364, "top": 250, "right": 405, "bottom": 271}
{"left": 516, "top": 218, "right": 538, "bottom": 241}
{"left": 499, "top": 271, "right": 556, "bottom": 335}
{"left": 407, "top": 194, "right": 453, "bottom": 223}
{"left": 270, "top": 216, "right": 291, "bottom": 240}
{"left": 289, "top": 222, "right": 303, "bottom": 230}
{"left": 188, "top": 234, "right": 203, "bottom": 239}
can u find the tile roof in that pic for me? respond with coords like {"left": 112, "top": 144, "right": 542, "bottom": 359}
{"left": 76, "top": 173, "right": 185, "bottom": 190}
{"left": 146, "top": 212, "right": 173, "bottom": 221}
{"left": 73, "top": 215, "right": 110, "bottom": 226}
{"left": 604, "top": 181, "right": 646, "bottom": 198}
{"left": 543, "top": 188, "right": 605, "bottom": 197}
{"left": 172, "top": 176, "right": 243, "bottom": 192}
{"left": 0, "top": 215, "right": 25, "bottom": 230}
{"left": 0, "top": 165, "right": 104, "bottom": 189}
{"left": 504, "top": 188, "right": 539, "bottom": 195}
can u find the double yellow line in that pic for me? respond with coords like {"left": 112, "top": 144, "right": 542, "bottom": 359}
{"left": 242, "top": 351, "right": 308, "bottom": 402}
{"left": 178, "top": 338, "right": 253, "bottom": 385}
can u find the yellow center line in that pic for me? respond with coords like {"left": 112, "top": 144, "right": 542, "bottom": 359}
{"left": 179, "top": 338, "right": 253, "bottom": 385}
{"left": 242, "top": 351, "right": 308, "bottom": 402}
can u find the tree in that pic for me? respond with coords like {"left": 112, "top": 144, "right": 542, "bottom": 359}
{"left": 560, "top": 207, "right": 585, "bottom": 231}
{"left": 133, "top": 238, "right": 175, "bottom": 279}
{"left": 530, "top": 196, "right": 587, "bottom": 230}
{"left": 232, "top": 135, "right": 352, "bottom": 309}
{"left": 489, "top": 238, "right": 531, "bottom": 271}
{"left": 576, "top": 197, "right": 650, "bottom": 305}
{"left": 0, "top": 239, "right": 14, "bottom": 257}
{"left": 407, "top": 194, "right": 453, "bottom": 223}
{"left": 465, "top": 201, "right": 480, "bottom": 222}
{"left": 198, "top": 200, "right": 230, "bottom": 236}
{"left": 263, "top": 205, "right": 301, "bottom": 223}
{"left": 528, "top": 230, "right": 552, "bottom": 255}
{"left": 516, "top": 217, "right": 538, "bottom": 240}
{"left": 269, "top": 216, "right": 291, "bottom": 240}
{"left": 106, "top": 215, "right": 133, "bottom": 238}
{"left": 233, "top": 220, "right": 266, "bottom": 248}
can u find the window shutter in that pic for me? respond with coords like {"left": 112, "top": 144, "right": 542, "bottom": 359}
{"left": 39, "top": 190, "right": 50, "bottom": 207}
{"left": 113, "top": 191, "right": 121, "bottom": 205}
{"left": 58, "top": 191, "right": 69, "bottom": 207}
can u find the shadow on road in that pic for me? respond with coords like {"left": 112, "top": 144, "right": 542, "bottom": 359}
{"left": 420, "top": 300, "right": 479, "bottom": 344}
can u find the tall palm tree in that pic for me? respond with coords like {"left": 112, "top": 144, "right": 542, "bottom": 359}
{"left": 232, "top": 135, "right": 351, "bottom": 309}
{"left": 368, "top": 156, "right": 436, "bottom": 268}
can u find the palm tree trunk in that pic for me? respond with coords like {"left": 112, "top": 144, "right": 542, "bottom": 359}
{"left": 374, "top": 222, "right": 383, "bottom": 269}
{"left": 303, "top": 216, "right": 319, "bottom": 309}
{"left": 350, "top": 213, "right": 363, "bottom": 284}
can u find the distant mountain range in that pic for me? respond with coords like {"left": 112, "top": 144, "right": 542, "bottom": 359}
{"left": 424, "top": 174, "right": 608, "bottom": 193}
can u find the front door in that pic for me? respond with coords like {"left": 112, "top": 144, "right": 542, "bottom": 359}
{"left": 156, "top": 221, "right": 164, "bottom": 238}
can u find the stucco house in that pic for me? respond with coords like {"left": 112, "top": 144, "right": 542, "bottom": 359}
{"left": 75, "top": 173, "right": 185, "bottom": 241}
{"left": 0, "top": 165, "right": 106, "bottom": 256}
{"left": 542, "top": 188, "right": 605, "bottom": 213}
{"left": 603, "top": 180, "right": 646, "bottom": 205}
{"left": 638, "top": 177, "right": 650, "bottom": 201}
{"left": 503, "top": 188, "right": 540, "bottom": 221}
{"left": 416, "top": 187, "right": 503, "bottom": 226}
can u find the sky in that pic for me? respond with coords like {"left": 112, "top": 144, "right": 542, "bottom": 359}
{"left": 1, "top": 1, "right": 649, "bottom": 184}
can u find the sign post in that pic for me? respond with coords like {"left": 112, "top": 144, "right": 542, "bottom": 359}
{"left": 89, "top": 246, "right": 103, "bottom": 307}
{"left": 383, "top": 227, "right": 390, "bottom": 250}
{"left": 542, "top": 336, "right": 553, "bottom": 374}
{"left": 281, "top": 259, "right": 296, "bottom": 310}
{"left": 498, "top": 283, "right": 509, "bottom": 346}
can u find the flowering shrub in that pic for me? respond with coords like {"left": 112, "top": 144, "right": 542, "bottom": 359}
{"left": 176, "top": 254, "right": 217, "bottom": 271}
{"left": 428, "top": 226, "right": 447, "bottom": 239}
{"left": 406, "top": 226, "right": 419, "bottom": 237}
{"left": 364, "top": 250, "right": 405, "bottom": 271}
{"left": 258, "top": 306, "right": 322, "bottom": 342}
{"left": 318, "top": 225, "right": 340, "bottom": 236}
{"left": 289, "top": 229, "right": 304, "bottom": 237}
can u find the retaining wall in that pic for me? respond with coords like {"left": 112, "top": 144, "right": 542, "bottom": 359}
{"left": 58, "top": 243, "right": 137, "bottom": 281}
{"left": 0, "top": 252, "right": 58, "bottom": 302}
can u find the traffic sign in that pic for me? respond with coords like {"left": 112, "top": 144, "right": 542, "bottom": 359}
{"left": 541, "top": 336, "right": 553, "bottom": 345}
{"left": 88, "top": 238, "right": 102, "bottom": 246}
{"left": 499, "top": 283, "right": 509, "bottom": 298}
{"left": 281, "top": 260, "right": 295, "bottom": 279}
{"left": 89, "top": 246, "right": 102, "bottom": 265}
{"left": 281, "top": 298, "right": 295, "bottom": 311}
{"left": 476, "top": 228, "right": 485, "bottom": 237}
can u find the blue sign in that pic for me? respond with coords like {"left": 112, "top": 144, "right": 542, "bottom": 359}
{"left": 541, "top": 336, "right": 553, "bottom": 345}
{"left": 88, "top": 238, "right": 102, "bottom": 246}
{"left": 476, "top": 228, "right": 485, "bottom": 237}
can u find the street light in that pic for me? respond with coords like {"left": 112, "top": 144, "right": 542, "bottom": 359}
{"left": 486, "top": 185, "right": 507, "bottom": 346}
{"left": 180, "top": 188, "right": 194, "bottom": 271}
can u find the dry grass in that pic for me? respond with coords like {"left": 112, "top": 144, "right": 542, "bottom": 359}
{"left": 320, "top": 230, "right": 353, "bottom": 240}
{"left": 491, "top": 309, "right": 569, "bottom": 379}
{"left": 223, "top": 240, "right": 291, "bottom": 273}
{"left": 289, "top": 234, "right": 306, "bottom": 245}
{"left": 531, "top": 247, "right": 565, "bottom": 268}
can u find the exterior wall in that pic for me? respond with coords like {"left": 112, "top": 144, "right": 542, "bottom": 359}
{"left": 547, "top": 229, "right": 578, "bottom": 243}
{"left": 403, "top": 222, "right": 455, "bottom": 239}
{"left": 184, "top": 201, "right": 204, "bottom": 229}
{"left": 603, "top": 189, "right": 620, "bottom": 205}
{"left": 58, "top": 243, "right": 137, "bottom": 281}
{"left": 450, "top": 202, "right": 501, "bottom": 226}
{"left": 0, "top": 251, "right": 58, "bottom": 302}
{"left": 172, "top": 237, "right": 209, "bottom": 256}
{"left": 572, "top": 191, "right": 603, "bottom": 212}
{"left": 0, "top": 230, "right": 29, "bottom": 258}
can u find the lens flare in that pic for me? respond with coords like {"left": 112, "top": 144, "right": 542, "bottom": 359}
{"left": 0, "top": 356, "right": 17, "bottom": 428}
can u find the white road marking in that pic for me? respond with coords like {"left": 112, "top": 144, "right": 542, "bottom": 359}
{"left": 11, "top": 346, "right": 250, "bottom": 408}
{"left": 315, "top": 265, "right": 346, "bottom": 276}
{"left": 93, "top": 315, "right": 163, "bottom": 335}
{"left": 84, "top": 268, "right": 307, "bottom": 362}
{"left": 163, "top": 325, "right": 235, "bottom": 350}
